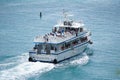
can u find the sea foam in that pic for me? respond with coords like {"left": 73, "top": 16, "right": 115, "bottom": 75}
{"left": 0, "top": 62, "right": 55, "bottom": 80}
{"left": 0, "top": 53, "right": 55, "bottom": 80}
{"left": 70, "top": 53, "right": 89, "bottom": 65}
{"left": 0, "top": 52, "right": 89, "bottom": 80}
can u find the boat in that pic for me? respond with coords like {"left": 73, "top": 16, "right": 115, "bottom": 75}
{"left": 28, "top": 11, "right": 93, "bottom": 64}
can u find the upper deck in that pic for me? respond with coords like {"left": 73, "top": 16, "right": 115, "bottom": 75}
{"left": 33, "top": 12, "right": 90, "bottom": 44}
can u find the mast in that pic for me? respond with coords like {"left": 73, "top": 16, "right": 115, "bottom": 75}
{"left": 63, "top": 9, "right": 68, "bottom": 21}
{"left": 63, "top": 9, "right": 73, "bottom": 21}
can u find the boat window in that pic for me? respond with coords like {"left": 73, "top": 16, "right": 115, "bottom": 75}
{"left": 63, "top": 21, "right": 72, "bottom": 26}
{"left": 55, "top": 47, "right": 57, "bottom": 52}
{"left": 61, "top": 44, "right": 65, "bottom": 50}
{"left": 35, "top": 44, "right": 43, "bottom": 54}
{"left": 65, "top": 42, "right": 71, "bottom": 49}
{"left": 50, "top": 45, "right": 57, "bottom": 52}
{"left": 65, "top": 27, "right": 70, "bottom": 32}
{"left": 45, "top": 44, "right": 50, "bottom": 54}
{"left": 51, "top": 45, "right": 54, "bottom": 50}
{"left": 68, "top": 21, "right": 72, "bottom": 26}
{"left": 80, "top": 37, "right": 88, "bottom": 42}
{"left": 33, "top": 45, "right": 38, "bottom": 49}
{"left": 72, "top": 39, "right": 79, "bottom": 46}
{"left": 64, "top": 21, "right": 67, "bottom": 25}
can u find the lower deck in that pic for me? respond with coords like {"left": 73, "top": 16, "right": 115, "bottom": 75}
{"left": 29, "top": 41, "right": 89, "bottom": 63}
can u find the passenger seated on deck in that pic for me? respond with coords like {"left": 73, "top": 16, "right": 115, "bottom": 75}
{"left": 50, "top": 32, "right": 54, "bottom": 36}
{"left": 56, "top": 32, "right": 61, "bottom": 37}
{"left": 52, "top": 27, "right": 57, "bottom": 33}
{"left": 54, "top": 27, "right": 57, "bottom": 32}
{"left": 44, "top": 34, "right": 49, "bottom": 42}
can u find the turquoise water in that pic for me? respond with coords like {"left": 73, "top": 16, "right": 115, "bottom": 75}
{"left": 0, "top": 0, "right": 120, "bottom": 80}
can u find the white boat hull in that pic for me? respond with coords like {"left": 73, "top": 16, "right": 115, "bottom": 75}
{"left": 29, "top": 42, "right": 88, "bottom": 63}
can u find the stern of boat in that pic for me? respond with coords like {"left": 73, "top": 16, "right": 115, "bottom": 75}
{"left": 29, "top": 50, "right": 57, "bottom": 63}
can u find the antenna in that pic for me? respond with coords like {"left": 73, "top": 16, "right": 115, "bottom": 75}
{"left": 62, "top": 9, "right": 74, "bottom": 21}
{"left": 63, "top": 9, "right": 68, "bottom": 21}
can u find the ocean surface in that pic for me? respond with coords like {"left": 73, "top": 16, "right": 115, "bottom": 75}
{"left": 0, "top": 0, "right": 120, "bottom": 80}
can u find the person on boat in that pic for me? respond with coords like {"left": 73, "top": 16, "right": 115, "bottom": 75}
{"left": 75, "top": 28, "right": 78, "bottom": 36}
{"left": 61, "top": 29, "right": 64, "bottom": 36}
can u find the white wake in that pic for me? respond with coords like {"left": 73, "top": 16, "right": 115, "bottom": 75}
{"left": 0, "top": 53, "right": 55, "bottom": 80}
{"left": 70, "top": 53, "right": 89, "bottom": 65}
{"left": 0, "top": 62, "right": 54, "bottom": 80}
{"left": 0, "top": 52, "right": 89, "bottom": 80}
